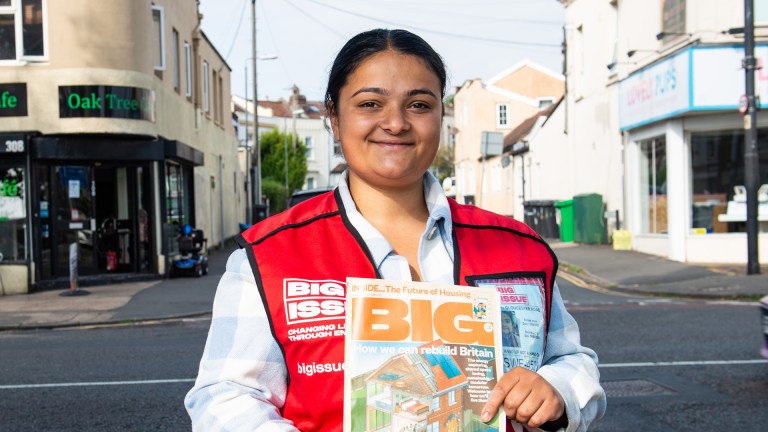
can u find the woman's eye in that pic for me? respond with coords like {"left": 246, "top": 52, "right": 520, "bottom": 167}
{"left": 410, "top": 102, "right": 431, "bottom": 110}
{"left": 359, "top": 101, "right": 379, "bottom": 108}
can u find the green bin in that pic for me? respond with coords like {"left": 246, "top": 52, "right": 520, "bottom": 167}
{"left": 554, "top": 200, "right": 574, "bottom": 243}
{"left": 573, "top": 193, "right": 607, "bottom": 244}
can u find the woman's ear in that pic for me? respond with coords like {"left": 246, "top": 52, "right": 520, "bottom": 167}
{"left": 328, "top": 102, "right": 341, "bottom": 142}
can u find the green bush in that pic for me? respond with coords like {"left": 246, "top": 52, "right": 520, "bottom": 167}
{"left": 262, "top": 178, "right": 288, "bottom": 214}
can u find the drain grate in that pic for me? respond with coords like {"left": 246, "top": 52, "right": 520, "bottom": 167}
{"left": 601, "top": 379, "right": 678, "bottom": 397}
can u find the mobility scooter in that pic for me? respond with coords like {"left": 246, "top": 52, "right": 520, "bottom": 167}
{"left": 170, "top": 224, "right": 208, "bottom": 277}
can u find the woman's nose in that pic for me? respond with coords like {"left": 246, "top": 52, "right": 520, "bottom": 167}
{"left": 379, "top": 106, "right": 410, "bottom": 134}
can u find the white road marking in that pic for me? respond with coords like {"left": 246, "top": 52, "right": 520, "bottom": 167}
{"left": 0, "top": 378, "right": 195, "bottom": 390}
{"left": 600, "top": 359, "right": 768, "bottom": 368}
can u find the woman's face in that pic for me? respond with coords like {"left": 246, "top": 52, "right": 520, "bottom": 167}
{"left": 331, "top": 50, "right": 442, "bottom": 189}
{"left": 502, "top": 314, "right": 513, "bottom": 334}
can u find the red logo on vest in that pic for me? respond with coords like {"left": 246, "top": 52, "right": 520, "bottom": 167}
{"left": 283, "top": 279, "right": 346, "bottom": 325}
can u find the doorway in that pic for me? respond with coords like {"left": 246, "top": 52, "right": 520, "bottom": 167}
{"left": 36, "top": 163, "right": 153, "bottom": 281}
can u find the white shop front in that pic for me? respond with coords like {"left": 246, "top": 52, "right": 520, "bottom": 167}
{"left": 620, "top": 43, "right": 768, "bottom": 264}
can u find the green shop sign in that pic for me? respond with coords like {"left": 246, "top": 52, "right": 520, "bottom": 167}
{"left": 0, "top": 83, "right": 28, "bottom": 117}
{"left": 59, "top": 85, "right": 156, "bottom": 122}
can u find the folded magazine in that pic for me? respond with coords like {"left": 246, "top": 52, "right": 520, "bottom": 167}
{"left": 343, "top": 277, "right": 504, "bottom": 432}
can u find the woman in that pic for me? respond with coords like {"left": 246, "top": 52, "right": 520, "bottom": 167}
{"left": 502, "top": 310, "right": 521, "bottom": 348}
{"left": 185, "top": 29, "right": 605, "bottom": 432}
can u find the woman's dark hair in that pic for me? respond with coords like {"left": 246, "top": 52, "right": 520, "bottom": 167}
{"left": 325, "top": 29, "right": 447, "bottom": 115}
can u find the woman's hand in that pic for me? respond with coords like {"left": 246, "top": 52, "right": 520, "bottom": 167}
{"left": 481, "top": 366, "right": 565, "bottom": 428}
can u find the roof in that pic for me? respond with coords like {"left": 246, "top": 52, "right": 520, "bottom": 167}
{"left": 364, "top": 340, "right": 467, "bottom": 397}
{"left": 502, "top": 97, "right": 561, "bottom": 153}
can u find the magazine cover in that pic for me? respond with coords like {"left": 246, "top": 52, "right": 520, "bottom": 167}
{"left": 468, "top": 275, "right": 548, "bottom": 374}
{"left": 344, "top": 277, "right": 503, "bottom": 432}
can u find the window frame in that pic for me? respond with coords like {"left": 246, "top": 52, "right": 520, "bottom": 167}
{"left": 202, "top": 60, "right": 209, "bottom": 113}
{"left": 496, "top": 103, "right": 509, "bottom": 128}
{"left": 172, "top": 28, "right": 180, "bottom": 92}
{"left": 304, "top": 136, "right": 314, "bottom": 159}
{"left": 0, "top": 159, "right": 27, "bottom": 263}
{"left": 0, "top": 0, "right": 49, "bottom": 64}
{"left": 151, "top": 5, "right": 165, "bottom": 71}
{"left": 184, "top": 42, "right": 192, "bottom": 98}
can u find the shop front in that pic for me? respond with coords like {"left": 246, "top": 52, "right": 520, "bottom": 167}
{"left": 0, "top": 133, "right": 30, "bottom": 295}
{"left": 28, "top": 136, "right": 203, "bottom": 289}
{"left": 620, "top": 43, "right": 768, "bottom": 263}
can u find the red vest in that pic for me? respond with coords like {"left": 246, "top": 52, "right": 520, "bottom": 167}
{"left": 237, "top": 190, "right": 558, "bottom": 432}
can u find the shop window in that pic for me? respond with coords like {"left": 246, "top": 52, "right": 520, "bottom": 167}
{"left": 165, "top": 162, "right": 191, "bottom": 227}
{"left": 0, "top": 0, "right": 46, "bottom": 61}
{"left": 0, "top": 163, "right": 25, "bottom": 262}
{"left": 691, "top": 129, "right": 768, "bottom": 233}
{"left": 639, "top": 137, "right": 667, "bottom": 234}
{"left": 152, "top": 5, "right": 165, "bottom": 71}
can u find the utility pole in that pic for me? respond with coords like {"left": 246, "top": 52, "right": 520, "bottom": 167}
{"left": 252, "top": 0, "right": 262, "bottom": 211}
{"left": 743, "top": 0, "right": 760, "bottom": 274}
{"left": 244, "top": 68, "right": 251, "bottom": 224}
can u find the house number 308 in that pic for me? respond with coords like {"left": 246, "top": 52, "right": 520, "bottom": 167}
{"left": 5, "top": 140, "right": 23, "bottom": 152}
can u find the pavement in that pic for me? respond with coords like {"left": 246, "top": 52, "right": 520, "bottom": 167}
{"left": 0, "top": 241, "right": 767, "bottom": 331}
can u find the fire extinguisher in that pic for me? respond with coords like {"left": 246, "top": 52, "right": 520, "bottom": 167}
{"left": 106, "top": 251, "right": 117, "bottom": 271}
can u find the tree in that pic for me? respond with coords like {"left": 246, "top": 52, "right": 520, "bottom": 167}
{"left": 259, "top": 129, "right": 308, "bottom": 212}
{"left": 430, "top": 137, "right": 454, "bottom": 184}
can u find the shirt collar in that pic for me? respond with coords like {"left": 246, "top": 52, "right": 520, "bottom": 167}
{"left": 337, "top": 171, "right": 454, "bottom": 270}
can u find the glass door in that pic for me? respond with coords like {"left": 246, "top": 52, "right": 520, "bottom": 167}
{"left": 53, "top": 165, "right": 97, "bottom": 276}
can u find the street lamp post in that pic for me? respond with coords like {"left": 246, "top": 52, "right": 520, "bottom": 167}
{"left": 244, "top": 54, "right": 276, "bottom": 223}
{"left": 252, "top": 0, "right": 261, "bottom": 210}
{"left": 244, "top": 67, "right": 251, "bottom": 224}
{"left": 743, "top": 0, "right": 760, "bottom": 274}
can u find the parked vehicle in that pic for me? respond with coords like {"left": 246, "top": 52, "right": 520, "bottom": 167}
{"left": 288, "top": 186, "right": 335, "bottom": 207}
{"left": 170, "top": 224, "right": 208, "bottom": 278}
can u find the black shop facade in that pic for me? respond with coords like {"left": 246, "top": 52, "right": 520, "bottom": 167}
{"left": 0, "top": 85, "right": 203, "bottom": 292}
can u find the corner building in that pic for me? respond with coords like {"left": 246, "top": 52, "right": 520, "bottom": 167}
{"left": 0, "top": 0, "right": 243, "bottom": 294}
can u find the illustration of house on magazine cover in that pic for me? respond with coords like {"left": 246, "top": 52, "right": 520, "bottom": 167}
{"left": 352, "top": 340, "right": 468, "bottom": 432}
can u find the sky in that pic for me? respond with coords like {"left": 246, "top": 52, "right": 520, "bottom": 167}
{"left": 199, "top": 0, "right": 565, "bottom": 103}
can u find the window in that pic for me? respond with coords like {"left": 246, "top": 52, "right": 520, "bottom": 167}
{"left": 491, "top": 162, "right": 501, "bottom": 192}
{"left": 430, "top": 396, "right": 440, "bottom": 411}
{"left": 184, "top": 42, "right": 191, "bottom": 97}
{"left": 0, "top": 0, "right": 46, "bottom": 61}
{"left": 306, "top": 177, "right": 315, "bottom": 189}
{"left": 218, "top": 74, "right": 224, "bottom": 124}
{"left": 691, "top": 129, "right": 768, "bottom": 233}
{"left": 367, "top": 409, "right": 390, "bottom": 430}
{"left": 448, "top": 390, "right": 456, "bottom": 406}
{"left": 0, "top": 163, "right": 26, "bottom": 262}
{"left": 304, "top": 136, "right": 314, "bottom": 159}
{"left": 660, "top": 0, "right": 686, "bottom": 45}
{"left": 202, "top": 60, "right": 209, "bottom": 113}
{"left": 758, "top": 0, "right": 768, "bottom": 24}
{"left": 212, "top": 69, "right": 218, "bottom": 121}
{"left": 172, "top": 28, "right": 180, "bottom": 92}
{"left": 537, "top": 97, "right": 555, "bottom": 110}
{"left": 151, "top": 5, "right": 165, "bottom": 70}
{"left": 639, "top": 137, "right": 667, "bottom": 234}
{"left": 165, "top": 162, "right": 191, "bottom": 227}
{"left": 496, "top": 103, "right": 508, "bottom": 128}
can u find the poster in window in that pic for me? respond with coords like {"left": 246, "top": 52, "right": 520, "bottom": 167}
{"left": 0, "top": 167, "right": 24, "bottom": 220}
{"left": 69, "top": 180, "right": 80, "bottom": 198}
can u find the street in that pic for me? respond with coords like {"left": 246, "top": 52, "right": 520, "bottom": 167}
{"left": 0, "top": 279, "right": 766, "bottom": 431}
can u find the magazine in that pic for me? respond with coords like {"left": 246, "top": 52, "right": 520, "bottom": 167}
{"left": 344, "top": 277, "right": 504, "bottom": 432}
{"left": 471, "top": 276, "right": 547, "bottom": 373}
